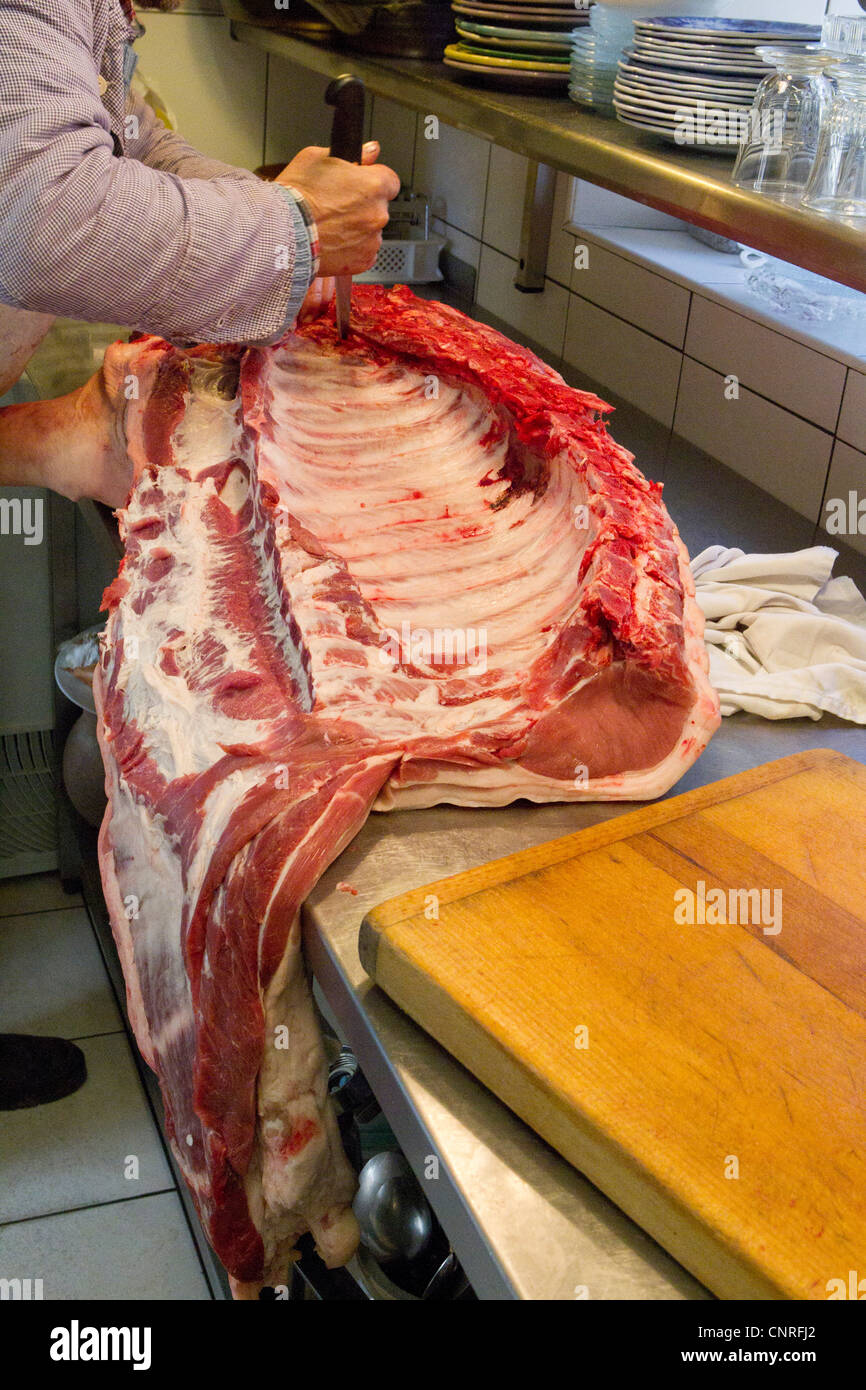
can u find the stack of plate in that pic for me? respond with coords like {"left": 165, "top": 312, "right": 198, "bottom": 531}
{"left": 613, "top": 17, "right": 821, "bottom": 149}
{"left": 446, "top": 1, "right": 589, "bottom": 87}
{"left": 570, "top": 3, "right": 642, "bottom": 112}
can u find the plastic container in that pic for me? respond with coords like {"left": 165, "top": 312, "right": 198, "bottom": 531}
{"left": 355, "top": 236, "right": 445, "bottom": 285}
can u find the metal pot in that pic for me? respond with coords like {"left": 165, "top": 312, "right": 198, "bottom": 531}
{"left": 62, "top": 710, "right": 106, "bottom": 828}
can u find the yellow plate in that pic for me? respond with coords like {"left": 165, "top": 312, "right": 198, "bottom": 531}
{"left": 444, "top": 42, "right": 570, "bottom": 72}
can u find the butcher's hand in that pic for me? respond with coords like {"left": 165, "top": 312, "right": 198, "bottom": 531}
{"left": 0, "top": 351, "right": 132, "bottom": 510}
{"left": 297, "top": 277, "right": 336, "bottom": 324}
{"left": 278, "top": 141, "right": 400, "bottom": 279}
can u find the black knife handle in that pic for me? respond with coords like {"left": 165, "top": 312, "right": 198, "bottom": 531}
{"left": 326, "top": 74, "right": 365, "bottom": 165}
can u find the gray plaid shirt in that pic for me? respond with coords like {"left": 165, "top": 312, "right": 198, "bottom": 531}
{"left": 0, "top": 0, "right": 315, "bottom": 344}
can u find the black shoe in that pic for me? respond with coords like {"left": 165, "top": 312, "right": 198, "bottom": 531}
{"left": 0, "top": 1033, "right": 87, "bottom": 1110}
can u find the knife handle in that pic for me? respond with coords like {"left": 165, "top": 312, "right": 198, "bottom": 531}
{"left": 326, "top": 74, "right": 365, "bottom": 166}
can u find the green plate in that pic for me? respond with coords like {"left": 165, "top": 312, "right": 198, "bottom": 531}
{"left": 445, "top": 41, "right": 570, "bottom": 71}
{"left": 456, "top": 18, "right": 574, "bottom": 47}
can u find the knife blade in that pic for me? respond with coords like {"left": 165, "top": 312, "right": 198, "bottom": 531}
{"left": 326, "top": 74, "right": 366, "bottom": 339}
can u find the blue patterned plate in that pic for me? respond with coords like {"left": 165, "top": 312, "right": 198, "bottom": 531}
{"left": 634, "top": 17, "right": 820, "bottom": 43}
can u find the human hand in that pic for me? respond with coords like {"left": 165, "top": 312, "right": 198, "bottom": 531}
{"left": 297, "top": 277, "right": 336, "bottom": 324}
{"left": 278, "top": 141, "right": 400, "bottom": 279}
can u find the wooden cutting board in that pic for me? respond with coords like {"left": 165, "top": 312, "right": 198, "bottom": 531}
{"left": 359, "top": 750, "right": 866, "bottom": 1300}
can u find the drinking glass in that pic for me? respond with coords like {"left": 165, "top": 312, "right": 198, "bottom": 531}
{"left": 732, "top": 46, "right": 834, "bottom": 203}
{"left": 801, "top": 59, "right": 866, "bottom": 224}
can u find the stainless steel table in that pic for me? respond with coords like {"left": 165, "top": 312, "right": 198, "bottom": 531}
{"left": 228, "top": 13, "right": 866, "bottom": 295}
{"left": 305, "top": 715, "right": 865, "bottom": 1301}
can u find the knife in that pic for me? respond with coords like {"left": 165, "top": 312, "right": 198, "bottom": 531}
{"left": 326, "top": 74, "right": 366, "bottom": 339}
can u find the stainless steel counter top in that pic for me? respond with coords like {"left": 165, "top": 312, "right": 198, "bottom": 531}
{"left": 228, "top": 13, "right": 866, "bottom": 294}
{"left": 304, "top": 715, "right": 865, "bottom": 1301}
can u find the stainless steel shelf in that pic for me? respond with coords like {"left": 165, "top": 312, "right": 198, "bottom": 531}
{"left": 229, "top": 18, "right": 866, "bottom": 294}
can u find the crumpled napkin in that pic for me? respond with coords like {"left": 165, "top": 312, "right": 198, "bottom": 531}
{"left": 689, "top": 546, "right": 866, "bottom": 722}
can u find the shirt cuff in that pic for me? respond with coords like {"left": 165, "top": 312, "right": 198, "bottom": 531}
{"left": 271, "top": 185, "right": 320, "bottom": 338}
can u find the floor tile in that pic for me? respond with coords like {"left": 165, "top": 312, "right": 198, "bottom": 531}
{"left": 0, "top": 1033, "right": 172, "bottom": 1224}
{"left": 0, "top": 1193, "right": 211, "bottom": 1300}
{"left": 0, "top": 906, "right": 120, "bottom": 1037}
{"left": 0, "top": 872, "right": 81, "bottom": 918}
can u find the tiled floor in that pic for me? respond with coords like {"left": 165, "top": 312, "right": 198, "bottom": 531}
{"left": 0, "top": 872, "right": 212, "bottom": 1299}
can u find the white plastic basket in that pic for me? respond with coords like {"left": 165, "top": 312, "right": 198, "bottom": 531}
{"left": 355, "top": 236, "right": 445, "bottom": 286}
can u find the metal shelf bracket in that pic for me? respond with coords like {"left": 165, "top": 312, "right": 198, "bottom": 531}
{"left": 514, "top": 160, "right": 556, "bottom": 293}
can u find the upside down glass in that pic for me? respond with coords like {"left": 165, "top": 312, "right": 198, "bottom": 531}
{"left": 731, "top": 46, "right": 834, "bottom": 203}
{"left": 801, "top": 59, "right": 866, "bottom": 224}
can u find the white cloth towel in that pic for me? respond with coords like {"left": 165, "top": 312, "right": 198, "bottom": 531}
{"left": 689, "top": 546, "right": 866, "bottom": 722}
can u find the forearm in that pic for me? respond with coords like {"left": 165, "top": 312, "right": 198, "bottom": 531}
{"left": 0, "top": 376, "right": 124, "bottom": 504}
{"left": 0, "top": 3, "right": 313, "bottom": 344}
{"left": 0, "top": 141, "right": 313, "bottom": 344}
{"left": 0, "top": 401, "right": 50, "bottom": 492}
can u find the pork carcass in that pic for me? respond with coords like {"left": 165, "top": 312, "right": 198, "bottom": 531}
{"left": 94, "top": 285, "right": 719, "bottom": 1293}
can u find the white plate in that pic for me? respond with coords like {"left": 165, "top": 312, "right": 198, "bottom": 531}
{"left": 613, "top": 82, "right": 749, "bottom": 115}
{"left": 456, "top": 21, "right": 573, "bottom": 46}
{"left": 615, "top": 110, "right": 740, "bottom": 150}
{"left": 616, "top": 66, "right": 759, "bottom": 98}
{"left": 615, "top": 84, "right": 755, "bottom": 113}
{"left": 54, "top": 624, "right": 104, "bottom": 716}
{"left": 459, "top": 0, "right": 579, "bottom": 6}
{"left": 632, "top": 28, "right": 811, "bottom": 50}
{"left": 619, "top": 56, "right": 757, "bottom": 81}
{"left": 614, "top": 88, "right": 750, "bottom": 119}
{"left": 453, "top": 2, "right": 579, "bottom": 14}
{"left": 633, "top": 37, "right": 768, "bottom": 64}
{"left": 617, "top": 68, "right": 757, "bottom": 93}
{"left": 614, "top": 92, "right": 748, "bottom": 122}
{"left": 615, "top": 109, "right": 678, "bottom": 133}
{"left": 625, "top": 49, "right": 771, "bottom": 76}
{"left": 632, "top": 42, "right": 768, "bottom": 69}
{"left": 452, "top": 3, "right": 579, "bottom": 22}
{"left": 456, "top": 29, "right": 572, "bottom": 52}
